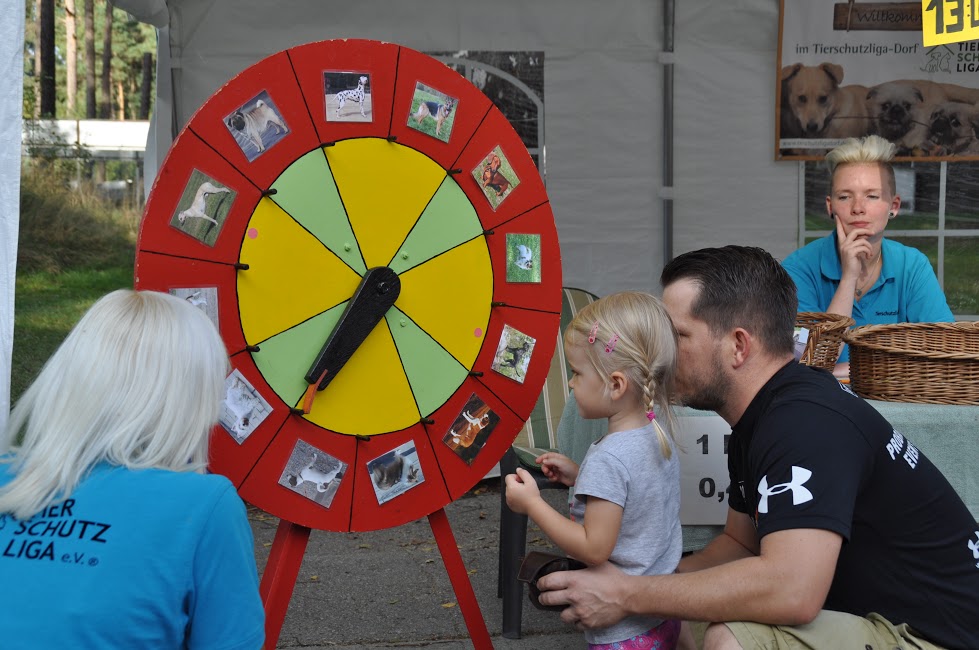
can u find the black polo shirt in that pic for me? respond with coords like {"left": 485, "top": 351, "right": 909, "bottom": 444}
{"left": 727, "top": 361, "right": 979, "bottom": 649}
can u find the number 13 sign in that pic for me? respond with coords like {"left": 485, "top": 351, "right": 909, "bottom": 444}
{"left": 923, "top": 0, "right": 979, "bottom": 46}
{"left": 676, "top": 413, "right": 732, "bottom": 525}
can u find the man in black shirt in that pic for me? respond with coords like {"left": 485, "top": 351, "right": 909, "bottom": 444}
{"left": 537, "top": 246, "right": 979, "bottom": 649}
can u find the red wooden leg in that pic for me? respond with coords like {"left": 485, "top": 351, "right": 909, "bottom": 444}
{"left": 259, "top": 520, "right": 312, "bottom": 648}
{"left": 429, "top": 508, "right": 493, "bottom": 650}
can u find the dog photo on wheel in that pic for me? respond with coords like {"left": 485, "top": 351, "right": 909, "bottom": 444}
{"left": 367, "top": 442, "right": 424, "bottom": 505}
{"left": 442, "top": 393, "right": 501, "bottom": 465}
{"left": 407, "top": 81, "right": 458, "bottom": 143}
{"left": 169, "top": 169, "right": 236, "bottom": 246}
{"left": 278, "top": 439, "right": 347, "bottom": 509}
{"left": 491, "top": 324, "right": 537, "bottom": 384}
{"left": 324, "top": 71, "right": 372, "bottom": 123}
{"left": 223, "top": 90, "right": 290, "bottom": 162}
{"left": 470, "top": 145, "right": 519, "bottom": 210}
{"left": 505, "top": 233, "right": 541, "bottom": 284}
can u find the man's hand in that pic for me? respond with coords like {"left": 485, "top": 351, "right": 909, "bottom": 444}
{"left": 536, "top": 561, "right": 630, "bottom": 630}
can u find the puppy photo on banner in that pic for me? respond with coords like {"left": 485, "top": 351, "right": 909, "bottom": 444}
{"left": 777, "top": 0, "right": 979, "bottom": 161}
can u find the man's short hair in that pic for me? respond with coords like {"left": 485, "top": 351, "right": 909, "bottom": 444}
{"left": 660, "top": 246, "right": 797, "bottom": 357}
{"left": 826, "top": 134, "right": 897, "bottom": 196}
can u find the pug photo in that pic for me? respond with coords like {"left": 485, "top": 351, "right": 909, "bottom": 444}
{"left": 224, "top": 90, "right": 290, "bottom": 161}
{"left": 927, "top": 101, "right": 979, "bottom": 156}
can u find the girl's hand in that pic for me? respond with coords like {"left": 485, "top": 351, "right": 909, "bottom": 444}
{"left": 535, "top": 452, "right": 579, "bottom": 487}
{"left": 505, "top": 468, "right": 542, "bottom": 514}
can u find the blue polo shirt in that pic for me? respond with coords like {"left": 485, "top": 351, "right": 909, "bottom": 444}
{"left": 782, "top": 232, "right": 954, "bottom": 362}
{"left": 0, "top": 462, "right": 265, "bottom": 649}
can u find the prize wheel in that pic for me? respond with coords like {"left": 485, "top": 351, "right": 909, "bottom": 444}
{"left": 135, "top": 39, "right": 562, "bottom": 532}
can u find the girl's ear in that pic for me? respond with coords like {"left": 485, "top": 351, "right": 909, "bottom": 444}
{"left": 608, "top": 371, "right": 629, "bottom": 399}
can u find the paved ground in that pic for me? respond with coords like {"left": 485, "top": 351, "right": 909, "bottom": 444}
{"left": 249, "top": 480, "right": 587, "bottom": 649}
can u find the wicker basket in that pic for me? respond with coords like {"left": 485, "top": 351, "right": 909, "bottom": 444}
{"left": 795, "top": 312, "right": 855, "bottom": 370}
{"left": 844, "top": 322, "right": 979, "bottom": 404}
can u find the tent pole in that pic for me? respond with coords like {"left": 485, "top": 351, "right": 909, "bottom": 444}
{"left": 661, "top": 0, "right": 675, "bottom": 267}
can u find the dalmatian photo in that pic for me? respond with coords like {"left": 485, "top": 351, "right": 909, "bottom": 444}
{"left": 224, "top": 90, "right": 290, "bottom": 162}
{"left": 367, "top": 442, "right": 424, "bottom": 505}
{"left": 278, "top": 440, "right": 347, "bottom": 509}
{"left": 219, "top": 369, "right": 272, "bottom": 444}
{"left": 505, "top": 233, "right": 542, "bottom": 283}
{"left": 407, "top": 81, "right": 458, "bottom": 142}
{"left": 325, "top": 72, "right": 372, "bottom": 122}
{"left": 169, "top": 170, "right": 236, "bottom": 246}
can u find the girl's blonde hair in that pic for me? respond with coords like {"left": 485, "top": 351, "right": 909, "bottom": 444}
{"left": 0, "top": 290, "right": 229, "bottom": 521}
{"left": 563, "top": 291, "right": 679, "bottom": 458}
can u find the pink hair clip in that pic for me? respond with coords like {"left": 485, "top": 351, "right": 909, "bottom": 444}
{"left": 604, "top": 334, "right": 619, "bottom": 354}
{"left": 588, "top": 322, "right": 600, "bottom": 344}
{"left": 647, "top": 411, "right": 656, "bottom": 422}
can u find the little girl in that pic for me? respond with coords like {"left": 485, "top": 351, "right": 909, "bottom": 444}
{"left": 505, "top": 291, "right": 683, "bottom": 650}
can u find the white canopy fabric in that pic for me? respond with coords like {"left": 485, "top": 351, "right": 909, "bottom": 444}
{"left": 0, "top": 8, "right": 24, "bottom": 447}
{"left": 2, "top": 0, "right": 799, "bottom": 430}
{"left": 115, "top": 0, "right": 798, "bottom": 296}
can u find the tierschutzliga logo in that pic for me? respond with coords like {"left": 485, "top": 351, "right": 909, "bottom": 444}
{"left": 969, "top": 531, "right": 979, "bottom": 569}
{"left": 757, "top": 466, "right": 813, "bottom": 514}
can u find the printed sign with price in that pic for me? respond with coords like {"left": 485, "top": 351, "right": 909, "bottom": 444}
{"left": 676, "top": 413, "right": 732, "bottom": 525}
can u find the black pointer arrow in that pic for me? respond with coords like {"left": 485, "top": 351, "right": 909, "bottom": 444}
{"left": 300, "top": 266, "right": 401, "bottom": 412}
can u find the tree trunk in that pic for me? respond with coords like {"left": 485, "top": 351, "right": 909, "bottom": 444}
{"left": 32, "top": 0, "right": 41, "bottom": 118}
{"left": 38, "top": 0, "right": 56, "bottom": 117}
{"left": 84, "top": 0, "right": 96, "bottom": 119}
{"left": 139, "top": 52, "right": 153, "bottom": 120}
{"left": 117, "top": 81, "right": 125, "bottom": 120}
{"left": 65, "top": 0, "right": 78, "bottom": 115}
{"left": 99, "top": 0, "right": 114, "bottom": 119}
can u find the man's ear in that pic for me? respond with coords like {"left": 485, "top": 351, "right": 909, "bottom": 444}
{"left": 731, "top": 328, "right": 751, "bottom": 369}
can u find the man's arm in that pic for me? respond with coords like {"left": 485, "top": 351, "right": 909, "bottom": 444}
{"left": 537, "top": 526, "right": 842, "bottom": 629}
{"left": 677, "top": 507, "right": 758, "bottom": 573}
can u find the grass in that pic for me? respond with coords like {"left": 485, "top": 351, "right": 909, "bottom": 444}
{"left": 10, "top": 165, "right": 137, "bottom": 403}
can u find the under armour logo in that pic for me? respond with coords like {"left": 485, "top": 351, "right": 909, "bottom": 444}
{"left": 969, "top": 531, "right": 979, "bottom": 560}
{"left": 757, "top": 466, "right": 813, "bottom": 514}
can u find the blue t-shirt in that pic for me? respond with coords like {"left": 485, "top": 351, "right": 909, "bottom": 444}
{"left": 782, "top": 233, "right": 954, "bottom": 362}
{"left": 0, "top": 462, "right": 265, "bottom": 649}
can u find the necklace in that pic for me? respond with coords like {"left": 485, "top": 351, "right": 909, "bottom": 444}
{"left": 854, "top": 250, "right": 882, "bottom": 298}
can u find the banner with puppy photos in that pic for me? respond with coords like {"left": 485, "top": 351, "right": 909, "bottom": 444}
{"left": 778, "top": 0, "right": 979, "bottom": 160}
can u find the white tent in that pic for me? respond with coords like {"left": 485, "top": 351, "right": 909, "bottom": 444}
{"left": 115, "top": 0, "right": 798, "bottom": 294}
{"left": 1, "top": 10, "right": 25, "bottom": 442}
{"left": 2, "top": 0, "right": 799, "bottom": 439}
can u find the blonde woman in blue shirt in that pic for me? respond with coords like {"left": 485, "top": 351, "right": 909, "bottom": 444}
{"left": 782, "top": 135, "right": 953, "bottom": 377}
{"left": 0, "top": 290, "right": 264, "bottom": 649}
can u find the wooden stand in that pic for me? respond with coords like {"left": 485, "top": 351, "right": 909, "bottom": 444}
{"left": 259, "top": 510, "right": 492, "bottom": 649}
